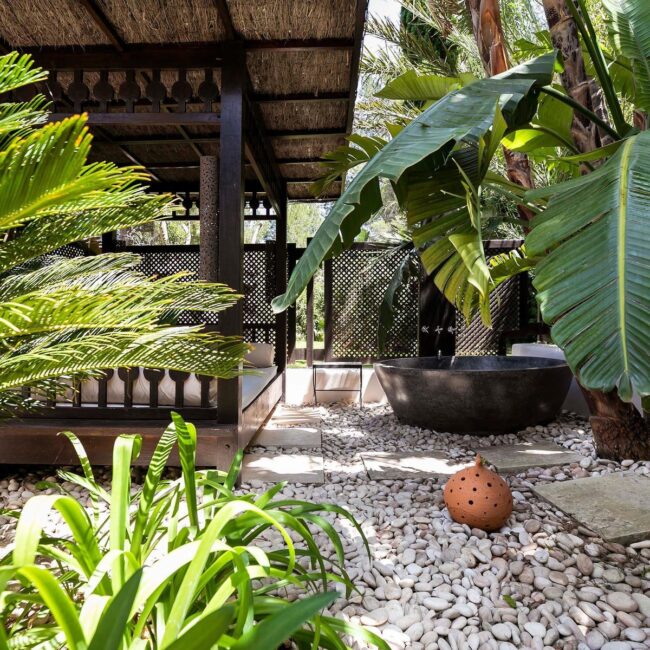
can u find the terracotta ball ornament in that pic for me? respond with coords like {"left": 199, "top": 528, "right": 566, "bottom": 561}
{"left": 444, "top": 455, "right": 513, "bottom": 531}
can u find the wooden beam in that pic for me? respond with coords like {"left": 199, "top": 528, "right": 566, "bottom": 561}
{"left": 78, "top": 0, "right": 125, "bottom": 52}
{"left": 23, "top": 40, "right": 354, "bottom": 69}
{"left": 275, "top": 196, "right": 288, "bottom": 374}
{"left": 244, "top": 95, "right": 284, "bottom": 214}
{"left": 144, "top": 160, "right": 323, "bottom": 170}
{"left": 217, "top": 43, "right": 245, "bottom": 427}
{"left": 347, "top": 0, "right": 369, "bottom": 133}
{"left": 212, "top": 0, "right": 237, "bottom": 40}
{"left": 28, "top": 45, "right": 221, "bottom": 70}
{"left": 49, "top": 112, "right": 220, "bottom": 126}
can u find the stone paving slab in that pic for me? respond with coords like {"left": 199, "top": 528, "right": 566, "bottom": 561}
{"left": 252, "top": 426, "right": 321, "bottom": 448}
{"left": 533, "top": 473, "right": 650, "bottom": 545}
{"left": 475, "top": 442, "right": 583, "bottom": 473}
{"left": 361, "top": 451, "right": 473, "bottom": 480}
{"left": 242, "top": 453, "right": 325, "bottom": 484}
{"left": 270, "top": 406, "right": 322, "bottom": 427}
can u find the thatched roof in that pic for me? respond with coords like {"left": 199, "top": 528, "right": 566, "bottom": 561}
{"left": 0, "top": 0, "right": 367, "bottom": 202}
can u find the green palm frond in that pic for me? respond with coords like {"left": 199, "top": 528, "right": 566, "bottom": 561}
{"left": 0, "top": 96, "right": 49, "bottom": 141}
{"left": 0, "top": 328, "right": 247, "bottom": 392}
{"left": 0, "top": 253, "right": 144, "bottom": 300}
{"left": 0, "top": 195, "right": 172, "bottom": 272}
{"left": 0, "top": 52, "right": 247, "bottom": 410}
{"left": 0, "top": 52, "right": 47, "bottom": 95}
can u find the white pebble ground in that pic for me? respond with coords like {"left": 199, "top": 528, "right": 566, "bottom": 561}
{"left": 2, "top": 404, "right": 650, "bottom": 650}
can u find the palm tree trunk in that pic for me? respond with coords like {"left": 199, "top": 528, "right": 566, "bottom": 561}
{"left": 464, "top": 0, "right": 535, "bottom": 223}
{"left": 581, "top": 389, "right": 650, "bottom": 461}
{"left": 541, "top": 0, "right": 649, "bottom": 459}
{"left": 542, "top": 0, "right": 603, "bottom": 153}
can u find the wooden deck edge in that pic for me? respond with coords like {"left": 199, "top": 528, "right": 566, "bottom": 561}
{"left": 0, "top": 373, "right": 283, "bottom": 469}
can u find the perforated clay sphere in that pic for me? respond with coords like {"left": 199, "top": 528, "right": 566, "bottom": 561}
{"left": 444, "top": 454, "right": 513, "bottom": 532}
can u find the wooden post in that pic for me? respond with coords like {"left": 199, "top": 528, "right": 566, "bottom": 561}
{"left": 101, "top": 232, "right": 116, "bottom": 252}
{"left": 305, "top": 237, "right": 315, "bottom": 366}
{"left": 274, "top": 193, "right": 288, "bottom": 375}
{"left": 217, "top": 44, "right": 245, "bottom": 426}
{"left": 199, "top": 155, "right": 218, "bottom": 283}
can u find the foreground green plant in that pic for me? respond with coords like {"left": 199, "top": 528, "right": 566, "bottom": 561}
{"left": 0, "top": 51, "right": 248, "bottom": 414}
{"left": 0, "top": 413, "right": 388, "bottom": 649}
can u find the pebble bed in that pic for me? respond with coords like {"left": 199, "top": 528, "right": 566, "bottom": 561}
{"left": 248, "top": 405, "right": 650, "bottom": 650}
{"left": 2, "top": 404, "right": 650, "bottom": 650}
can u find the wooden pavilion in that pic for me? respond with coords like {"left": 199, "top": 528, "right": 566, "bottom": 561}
{"left": 0, "top": 0, "right": 367, "bottom": 468}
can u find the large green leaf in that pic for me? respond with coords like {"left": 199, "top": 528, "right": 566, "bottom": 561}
{"left": 272, "top": 52, "right": 556, "bottom": 313}
{"left": 526, "top": 131, "right": 650, "bottom": 400}
{"left": 376, "top": 70, "right": 475, "bottom": 101}
{"left": 603, "top": 0, "right": 650, "bottom": 112}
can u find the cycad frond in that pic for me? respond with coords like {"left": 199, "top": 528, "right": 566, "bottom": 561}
{"left": 0, "top": 52, "right": 47, "bottom": 95}
{"left": 0, "top": 254, "right": 144, "bottom": 300}
{"left": 0, "top": 328, "right": 248, "bottom": 391}
{"left": 0, "top": 52, "right": 247, "bottom": 409}
{"left": 0, "top": 195, "right": 172, "bottom": 272}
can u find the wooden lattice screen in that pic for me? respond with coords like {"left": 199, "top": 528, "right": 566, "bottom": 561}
{"left": 324, "top": 244, "right": 420, "bottom": 361}
{"left": 321, "top": 240, "right": 528, "bottom": 361}
{"left": 118, "top": 243, "right": 281, "bottom": 362}
{"left": 454, "top": 241, "right": 527, "bottom": 356}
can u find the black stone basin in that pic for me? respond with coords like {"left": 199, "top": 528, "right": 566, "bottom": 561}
{"left": 374, "top": 356, "right": 572, "bottom": 434}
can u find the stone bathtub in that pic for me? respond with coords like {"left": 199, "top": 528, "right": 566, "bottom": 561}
{"left": 374, "top": 356, "right": 572, "bottom": 434}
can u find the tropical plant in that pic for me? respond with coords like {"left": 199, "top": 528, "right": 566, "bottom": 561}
{"left": 0, "top": 51, "right": 248, "bottom": 414}
{"left": 0, "top": 413, "right": 388, "bottom": 649}
{"left": 273, "top": 0, "right": 650, "bottom": 460}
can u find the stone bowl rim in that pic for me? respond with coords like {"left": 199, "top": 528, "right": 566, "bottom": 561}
{"left": 373, "top": 355, "right": 570, "bottom": 374}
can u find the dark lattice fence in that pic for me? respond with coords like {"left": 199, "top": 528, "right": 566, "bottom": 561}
{"left": 454, "top": 241, "right": 525, "bottom": 355}
{"left": 243, "top": 244, "right": 278, "bottom": 355}
{"left": 320, "top": 240, "right": 528, "bottom": 361}
{"left": 324, "top": 245, "right": 419, "bottom": 360}
{"left": 51, "top": 243, "right": 88, "bottom": 258}
{"left": 119, "top": 244, "right": 279, "bottom": 359}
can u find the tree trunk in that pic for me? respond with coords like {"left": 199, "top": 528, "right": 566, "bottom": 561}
{"left": 542, "top": 0, "right": 602, "bottom": 153}
{"left": 464, "top": 0, "right": 536, "bottom": 223}
{"left": 581, "top": 389, "right": 650, "bottom": 461}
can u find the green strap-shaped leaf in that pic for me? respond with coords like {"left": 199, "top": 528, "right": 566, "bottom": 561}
{"left": 87, "top": 570, "right": 142, "bottom": 650}
{"left": 527, "top": 131, "right": 650, "bottom": 400}
{"left": 163, "top": 606, "right": 235, "bottom": 650}
{"left": 272, "top": 52, "right": 556, "bottom": 313}
{"left": 376, "top": 70, "right": 473, "bottom": 101}
{"left": 18, "top": 566, "right": 87, "bottom": 650}
{"left": 230, "top": 592, "right": 338, "bottom": 650}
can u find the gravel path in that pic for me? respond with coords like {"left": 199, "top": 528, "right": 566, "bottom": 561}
{"left": 2, "top": 405, "right": 650, "bottom": 650}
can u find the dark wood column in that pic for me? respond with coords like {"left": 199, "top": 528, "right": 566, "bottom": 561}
{"left": 199, "top": 155, "right": 218, "bottom": 283}
{"left": 274, "top": 192, "right": 288, "bottom": 377}
{"left": 217, "top": 44, "right": 246, "bottom": 425}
